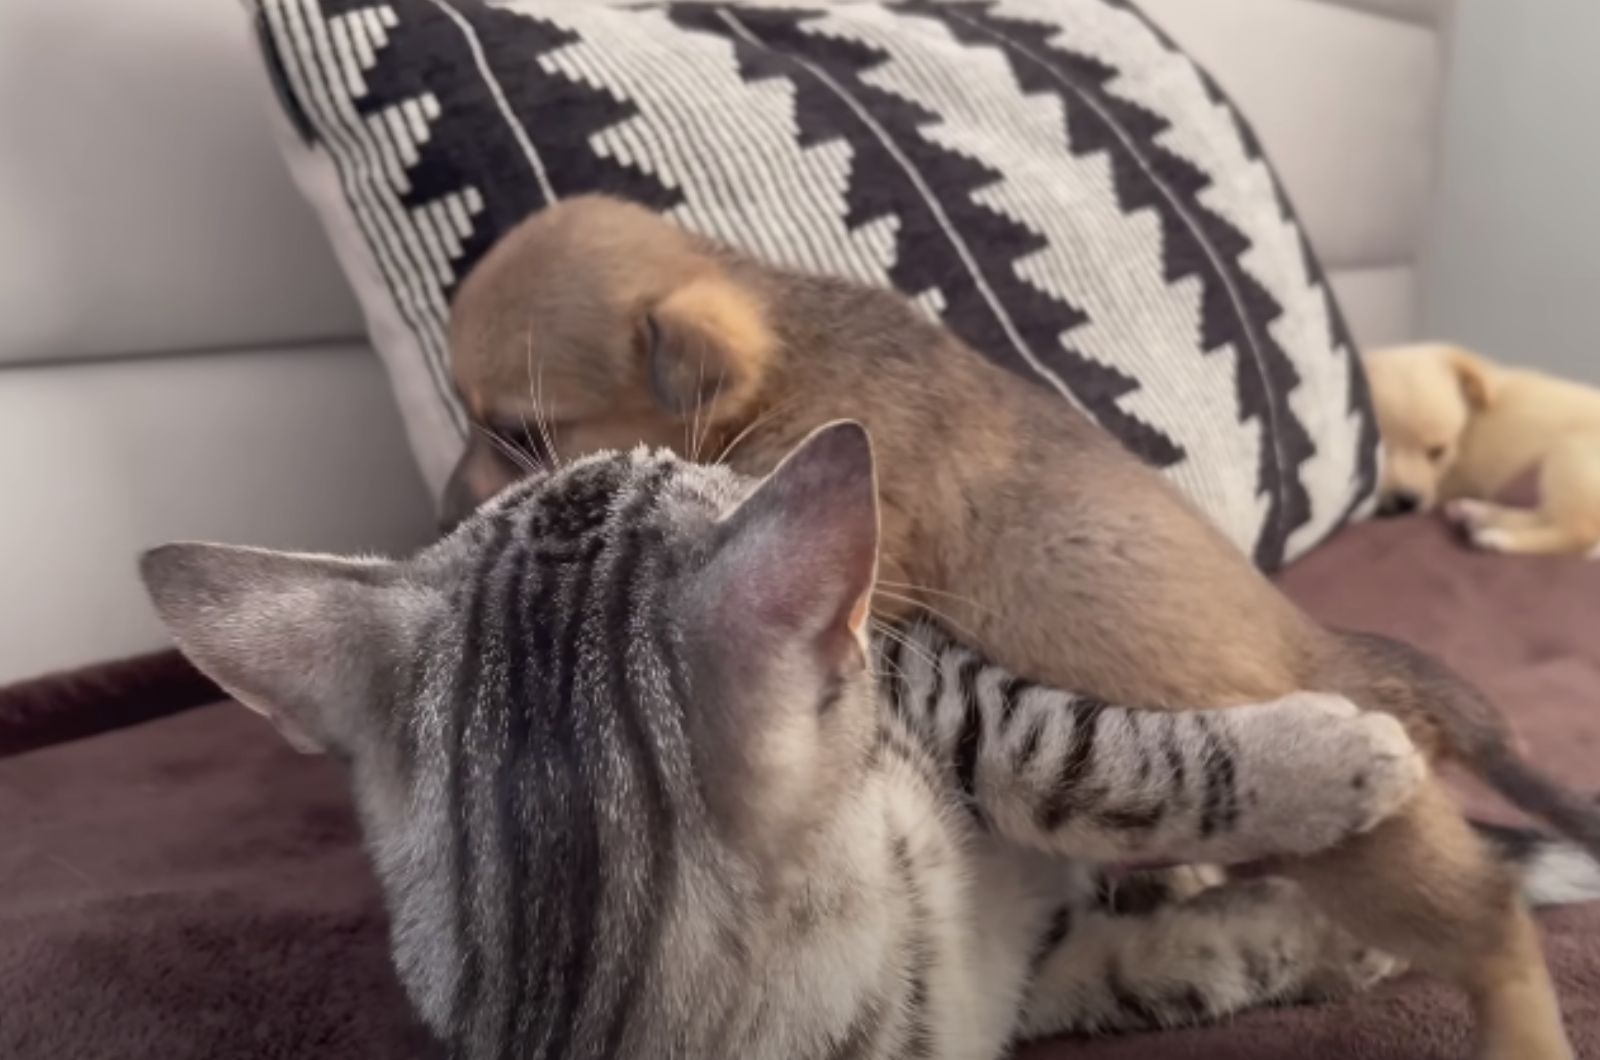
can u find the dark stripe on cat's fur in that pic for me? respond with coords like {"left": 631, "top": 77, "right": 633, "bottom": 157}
{"left": 1195, "top": 717, "right": 1240, "bottom": 839}
{"left": 891, "top": 832, "right": 936, "bottom": 1059}
{"left": 1129, "top": 712, "right": 1154, "bottom": 785}
{"left": 542, "top": 535, "right": 605, "bottom": 1059}
{"left": 952, "top": 657, "right": 984, "bottom": 802}
{"left": 827, "top": 991, "right": 889, "bottom": 1060}
{"left": 881, "top": 633, "right": 908, "bottom": 721}
{"left": 1161, "top": 717, "right": 1188, "bottom": 806}
{"left": 1106, "top": 959, "right": 1164, "bottom": 1029}
{"left": 496, "top": 543, "right": 535, "bottom": 1057}
{"left": 1015, "top": 711, "right": 1047, "bottom": 770}
{"left": 996, "top": 677, "right": 1036, "bottom": 733}
{"left": 1028, "top": 904, "right": 1076, "bottom": 981}
{"left": 1038, "top": 698, "right": 1106, "bottom": 830}
{"left": 1096, "top": 872, "right": 1177, "bottom": 917}
{"left": 595, "top": 505, "right": 680, "bottom": 1056}
{"left": 1093, "top": 802, "right": 1166, "bottom": 834}
{"left": 447, "top": 515, "right": 513, "bottom": 1031}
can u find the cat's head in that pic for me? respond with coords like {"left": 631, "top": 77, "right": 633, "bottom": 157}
{"left": 139, "top": 421, "right": 884, "bottom": 1057}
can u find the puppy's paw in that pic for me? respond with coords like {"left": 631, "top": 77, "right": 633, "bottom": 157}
{"left": 1444, "top": 498, "right": 1494, "bottom": 531}
{"left": 1469, "top": 526, "right": 1515, "bottom": 553}
{"left": 1230, "top": 694, "right": 1426, "bottom": 857}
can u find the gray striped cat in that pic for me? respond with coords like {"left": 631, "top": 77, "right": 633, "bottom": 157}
{"left": 140, "top": 422, "right": 1597, "bottom": 1059}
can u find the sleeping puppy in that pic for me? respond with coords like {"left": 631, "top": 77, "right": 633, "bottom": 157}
{"left": 445, "top": 195, "right": 1600, "bottom": 1059}
{"left": 1365, "top": 342, "right": 1600, "bottom": 557}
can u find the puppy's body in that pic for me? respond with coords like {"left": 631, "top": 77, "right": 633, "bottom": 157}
{"left": 449, "top": 196, "right": 1597, "bottom": 1058}
{"left": 1365, "top": 342, "right": 1600, "bottom": 556}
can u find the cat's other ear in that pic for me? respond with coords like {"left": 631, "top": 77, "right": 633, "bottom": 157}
{"left": 139, "top": 543, "right": 423, "bottom": 755}
{"left": 697, "top": 419, "right": 879, "bottom": 671}
{"left": 639, "top": 273, "right": 775, "bottom": 424}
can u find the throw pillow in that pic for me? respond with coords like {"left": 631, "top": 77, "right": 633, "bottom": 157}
{"left": 250, "top": 0, "right": 1378, "bottom": 568}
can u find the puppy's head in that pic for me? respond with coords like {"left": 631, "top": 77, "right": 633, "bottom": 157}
{"left": 444, "top": 195, "right": 777, "bottom": 527}
{"left": 1363, "top": 343, "right": 1497, "bottom": 515}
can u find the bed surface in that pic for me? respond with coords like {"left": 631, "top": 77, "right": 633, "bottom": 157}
{"left": 3, "top": 510, "right": 1597, "bottom": 1059}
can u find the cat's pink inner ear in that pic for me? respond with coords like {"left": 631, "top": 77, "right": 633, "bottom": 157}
{"left": 707, "top": 420, "right": 881, "bottom": 661}
{"left": 847, "top": 590, "right": 872, "bottom": 641}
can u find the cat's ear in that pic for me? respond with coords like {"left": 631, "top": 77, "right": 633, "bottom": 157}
{"left": 697, "top": 420, "right": 880, "bottom": 669}
{"left": 139, "top": 543, "right": 421, "bottom": 755}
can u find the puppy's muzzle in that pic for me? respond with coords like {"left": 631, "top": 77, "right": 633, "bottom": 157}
{"left": 438, "top": 431, "right": 530, "bottom": 534}
{"left": 1377, "top": 490, "right": 1422, "bottom": 518}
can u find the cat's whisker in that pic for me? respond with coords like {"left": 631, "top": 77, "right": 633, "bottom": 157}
{"left": 513, "top": 395, "right": 541, "bottom": 478}
{"left": 525, "top": 328, "right": 561, "bottom": 469}
{"left": 475, "top": 423, "right": 541, "bottom": 476}
{"left": 871, "top": 618, "right": 938, "bottom": 673}
{"left": 689, "top": 352, "right": 710, "bottom": 464}
{"left": 693, "top": 367, "right": 725, "bottom": 466}
{"left": 876, "top": 578, "right": 998, "bottom": 619}
{"left": 716, "top": 397, "right": 799, "bottom": 467}
{"left": 874, "top": 587, "right": 984, "bottom": 647}
{"left": 867, "top": 622, "right": 915, "bottom": 689}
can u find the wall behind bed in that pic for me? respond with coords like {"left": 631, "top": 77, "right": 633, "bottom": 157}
{"left": 1423, "top": 0, "right": 1600, "bottom": 383}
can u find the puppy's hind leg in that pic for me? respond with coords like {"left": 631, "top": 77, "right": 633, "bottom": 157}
{"left": 1539, "top": 432, "right": 1600, "bottom": 558}
{"left": 1469, "top": 522, "right": 1594, "bottom": 556}
{"left": 1285, "top": 781, "right": 1572, "bottom": 1060}
{"left": 1445, "top": 498, "right": 1544, "bottom": 535}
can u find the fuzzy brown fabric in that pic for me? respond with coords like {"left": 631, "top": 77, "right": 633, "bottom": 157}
{"left": 2, "top": 511, "right": 1597, "bottom": 1059}
{"left": 0, "top": 649, "right": 219, "bottom": 760}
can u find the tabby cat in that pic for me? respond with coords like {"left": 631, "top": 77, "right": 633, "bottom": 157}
{"left": 140, "top": 424, "right": 1597, "bottom": 1059}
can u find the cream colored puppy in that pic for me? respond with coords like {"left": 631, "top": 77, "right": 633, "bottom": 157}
{"left": 1364, "top": 342, "right": 1600, "bottom": 557}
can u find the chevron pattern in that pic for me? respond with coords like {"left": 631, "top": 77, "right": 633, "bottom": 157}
{"left": 254, "top": 0, "right": 1378, "bottom": 567}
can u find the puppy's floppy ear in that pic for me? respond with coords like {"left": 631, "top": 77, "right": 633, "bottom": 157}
{"left": 640, "top": 274, "right": 775, "bottom": 421}
{"left": 1447, "top": 347, "right": 1498, "bottom": 410}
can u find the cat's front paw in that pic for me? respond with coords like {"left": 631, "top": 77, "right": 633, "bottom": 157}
{"left": 1296, "top": 928, "right": 1408, "bottom": 1002}
{"left": 1232, "top": 693, "right": 1426, "bottom": 857}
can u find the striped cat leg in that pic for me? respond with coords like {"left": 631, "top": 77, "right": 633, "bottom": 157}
{"left": 879, "top": 623, "right": 1426, "bottom": 866}
{"left": 1015, "top": 877, "right": 1402, "bottom": 1039}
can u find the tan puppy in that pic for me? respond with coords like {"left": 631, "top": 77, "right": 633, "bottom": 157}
{"left": 1365, "top": 342, "right": 1600, "bottom": 557}
{"left": 446, "top": 196, "right": 1600, "bottom": 1059}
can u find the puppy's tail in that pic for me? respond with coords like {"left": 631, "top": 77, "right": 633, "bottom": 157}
{"left": 1475, "top": 749, "right": 1600, "bottom": 862}
{"left": 1472, "top": 818, "right": 1600, "bottom": 907}
{"left": 1334, "top": 630, "right": 1600, "bottom": 861}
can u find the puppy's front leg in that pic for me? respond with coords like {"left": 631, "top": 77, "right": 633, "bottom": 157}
{"left": 1447, "top": 500, "right": 1593, "bottom": 555}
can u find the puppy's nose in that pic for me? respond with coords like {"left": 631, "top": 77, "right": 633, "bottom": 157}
{"left": 1377, "top": 491, "right": 1421, "bottom": 518}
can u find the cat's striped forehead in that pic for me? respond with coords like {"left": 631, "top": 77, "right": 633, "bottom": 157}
{"left": 436, "top": 445, "right": 748, "bottom": 559}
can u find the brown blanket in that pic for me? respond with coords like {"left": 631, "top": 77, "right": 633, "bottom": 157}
{"left": 3, "top": 512, "right": 1597, "bottom": 1059}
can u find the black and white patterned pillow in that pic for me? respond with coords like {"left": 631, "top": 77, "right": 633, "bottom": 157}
{"left": 251, "top": 0, "right": 1378, "bottom": 568}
